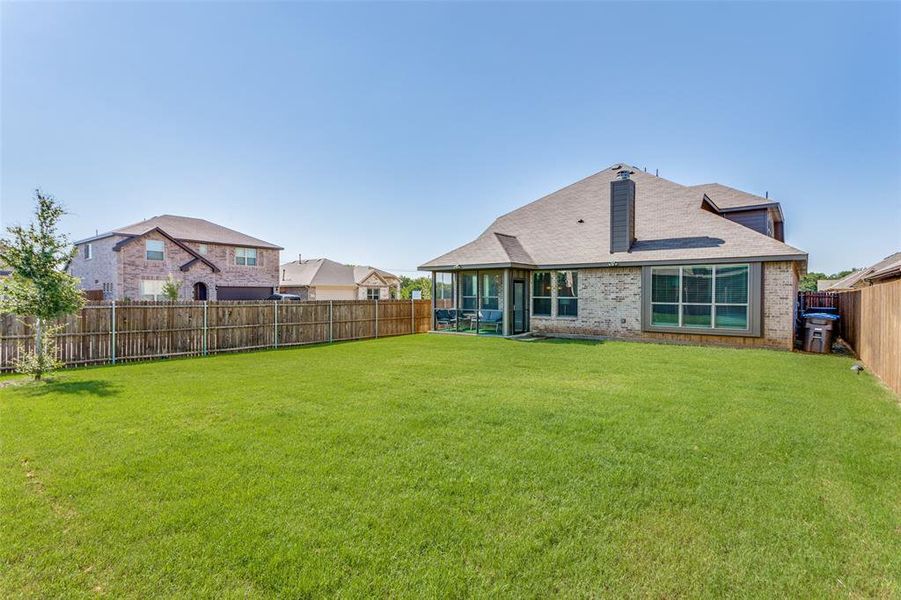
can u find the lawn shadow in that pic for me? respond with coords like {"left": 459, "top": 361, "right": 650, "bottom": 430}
{"left": 531, "top": 337, "right": 605, "bottom": 346}
{"left": 16, "top": 379, "right": 122, "bottom": 399}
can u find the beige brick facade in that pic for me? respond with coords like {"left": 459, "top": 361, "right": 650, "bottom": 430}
{"left": 761, "top": 260, "right": 799, "bottom": 347}
{"left": 530, "top": 261, "right": 799, "bottom": 350}
{"left": 280, "top": 282, "right": 398, "bottom": 301}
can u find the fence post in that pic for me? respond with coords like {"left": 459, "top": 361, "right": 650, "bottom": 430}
{"left": 110, "top": 301, "right": 116, "bottom": 365}
{"left": 273, "top": 300, "right": 279, "bottom": 349}
{"left": 375, "top": 299, "right": 379, "bottom": 339}
{"left": 329, "top": 300, "right": 333, "bottom": 343}
{"left": 202, "top": 301, "right": 208, "bottom": 356}
{"left": 411, "top": 298, "right": 415, "bottom": 334}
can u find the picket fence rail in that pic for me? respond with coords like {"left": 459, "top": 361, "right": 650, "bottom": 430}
{"left": 0, "top": 299, "right": 432, "bottom": 371}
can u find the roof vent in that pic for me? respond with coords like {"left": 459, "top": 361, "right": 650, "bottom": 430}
{"left": 616, "top": 170, "right": 632, "bottom": 181}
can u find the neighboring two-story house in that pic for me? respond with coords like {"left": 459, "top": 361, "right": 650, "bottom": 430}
{"left": 68, "top": 215, "right": 282, "bottom": 301}
{"left": 420, "top": 163, "right": 808, "bottom": 349}
{"left": 278, "top": 257, "right": 401, "bottom": 300}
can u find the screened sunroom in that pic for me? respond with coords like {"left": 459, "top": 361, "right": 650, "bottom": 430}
{"left": 431, "top": 269, "right": 531, "bottom": 336}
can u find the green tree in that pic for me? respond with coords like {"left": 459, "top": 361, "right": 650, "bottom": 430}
{"left": 800, "top": 268, "right": 860, "bottom": 291}
{"left": 399, "top": 275, "right": 431, "bottom": 300}
{"left": 161, "top": 274, "right": 182, "bottom": 301}
{"left": 0, "top": 190, "right": 84, "bottom": 379}
{"left": 799, "top": 272, "right": 826, "bottom": 292}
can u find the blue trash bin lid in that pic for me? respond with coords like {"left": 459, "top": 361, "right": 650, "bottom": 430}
{"left": 803, "top": 312, "right": 840, "bottom": 320}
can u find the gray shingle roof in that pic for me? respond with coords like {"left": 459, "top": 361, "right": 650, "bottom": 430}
{"left": 77, "top": 214, "right": 282, "bottom": 249}
{"left": 420, "top": 163, "right": 806, "bottom": 270}
{"left": 690, "top": 183, "right": 775, "bottom": 210}
{"left": 824, "top": 252, "right": 901, "bottom": 289}
{"left": 280, "top": 258, "right": 398, "bottom": 287}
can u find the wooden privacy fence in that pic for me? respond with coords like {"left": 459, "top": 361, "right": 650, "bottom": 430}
{"left": 0, "top": 300, "right": 432, "bottom": 371}
{"left": 834, "top": 280, "right": 900, "bottom": 395}
{"left": 798, "top": 290, "right": 838, "bottom": 312}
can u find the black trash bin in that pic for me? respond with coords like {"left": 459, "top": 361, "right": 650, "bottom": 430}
{"left": 802, "top": 312, "right": 840, "bottom": 353}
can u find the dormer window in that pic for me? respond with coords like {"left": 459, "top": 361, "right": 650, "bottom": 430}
{"left": 146, "top": 240, "right": 164, "bottom": 261}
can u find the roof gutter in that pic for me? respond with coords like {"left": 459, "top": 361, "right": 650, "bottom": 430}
{"left": 420, "top": 253, "right": 808, "bottom": 271}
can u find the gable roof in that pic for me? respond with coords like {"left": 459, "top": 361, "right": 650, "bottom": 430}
{"left": 867, "top": 253, "right": 901, "bottom": 282}
{"left": 420, "top": 163, "right": 806, "bottom": 270}
{"left": 110, "top": 227, "right": 221, "bottom": 273}
{"left": 76, "top": 214, "right": 282, "bottom": 249}
{"left": 692, "top": 183, "right": 781, "bottom": 214}
{"left": 280, "top": 258, "right": 398, "bottom": 287}
{"left": 352, "top": 265, "right": 398, "bottom": 284}
{"left": 824, "top": 252, "right": 901, "bottom": 289}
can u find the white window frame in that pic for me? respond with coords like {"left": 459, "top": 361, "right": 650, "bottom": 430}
{"left": 235, "top": 247, "right": 257, "bottom": 266}
{"left": 145, "top": 239, "right": 164, "bottom": 261}
{"left": 649, "top": 264, "right": 750, "bottom": 330}
{"left": 140, "top": 279, "right": 166, "bottom": 300}
{"left": 531, "top": 271, "right": 552, "bottom": 317}
{"left": 555, "top": 270, "right": 579, "bottom": 319}
{"left": 366, "top": 287, "right": 381, "bottom": 300}
{"left": 84, "top": 243, "right": 93, "bottom": 260}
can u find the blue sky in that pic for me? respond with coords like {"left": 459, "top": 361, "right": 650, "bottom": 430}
{"left": 2, "top": 1, "right": 899, "bottom": 275}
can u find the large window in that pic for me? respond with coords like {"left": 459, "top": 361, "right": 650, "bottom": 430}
{"left": 434, "top": 272, "right": 456, "bottom": 331}
{"left": 481, "top": 273, "right": 500, "bottom": 310}
{"left": 457, "top": 272, "right": 479, "bottom": 333}
{"left": 435, "top": 273, "right": 455, "bottom": 309}
{"left": 140, "top": 279, "right": 165, "bottom": 300}
{"left": 532, "top": 271, "right": 552, "bottom": 316}
{"left": 460, "top": 272, "right": 477, "bottom": 311}
{"left": 556, "top": 271, "right": 579, "bottom": 317}
{"left": 650, "top": 264, "right": 750, "bottom": 330}
{"left": 235, "top": 247, "right": 257, "bottom": 266}
{"left": 145, "top": 240, "right": 164, "bottom": 261}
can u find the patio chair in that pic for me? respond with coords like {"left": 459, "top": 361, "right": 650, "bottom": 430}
{"left": 435, "top": 309, "right": 457, "bottom": 329}
{"left": 479, "top": 309, "right": 503, "bottom": 333}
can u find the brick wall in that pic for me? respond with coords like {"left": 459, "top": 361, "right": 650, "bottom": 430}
{"left": 531, "top": 267, "right": 640, "bottom": 337}
{"left": 67, "top": 236, "right": 120, "bottom": 299}
{"left": 761, "top": 260, "right": 798, "bottom": 348}
{"left": 531, "top": 262, "right": 799, "bottom": 350}
{"left": 117, "top": 232, "right": 279, "bottom": 300}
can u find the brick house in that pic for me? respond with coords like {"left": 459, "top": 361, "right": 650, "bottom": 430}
{"left": 420, "top": 163, "right": 808, "bottom": 349}
{"left": 68, "top": 215, "right": 282, "bottom": 301}
{"left": 278, "top": 258, "right": 401, "bottom": 300}
{"left": 821, "top": 252, "right": 901, "bottom": 290}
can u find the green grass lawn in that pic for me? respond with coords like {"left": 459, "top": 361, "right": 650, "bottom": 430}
{"left": 2, "top": 335, "right": 898, "bottom": 598}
